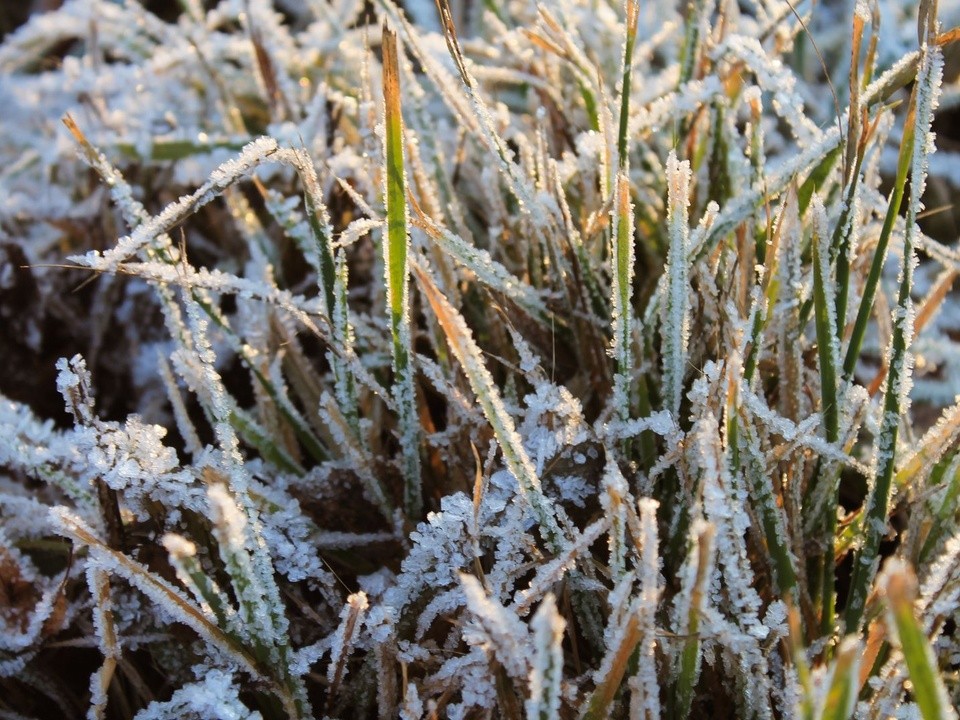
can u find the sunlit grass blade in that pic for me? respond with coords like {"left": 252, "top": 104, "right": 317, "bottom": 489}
{"left": 817, "top": 637, "right": 861, "bottom": 720}
{"left": 881, "top": 561, "right": 958, "bottom": 720}
{"left": 383, "top": 25, "right": 422, "bottom": 520}
{"left": 611, "top": 171, "right": 635, "bottom": 421}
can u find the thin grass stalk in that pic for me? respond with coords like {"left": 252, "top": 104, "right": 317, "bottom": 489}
{"left": 841, "top": 107, "right": 915, "bottom": 379}
{"left": 845, "top": 38, "right": 943, "bottom": 631}
{"left": 834, "top": 8, "right": 868, "bottom": 336}
{"left": 383, "top": 25, "right": 422, "bottom": 520}
{"left": 617, "top": 0, "right": 639, "bottom": 170}
{"left": 87, "top": 568, "right": 119, "bottom": 720}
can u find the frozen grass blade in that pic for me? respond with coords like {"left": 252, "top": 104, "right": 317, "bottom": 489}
{"left": 881, "top": 561, "right": 958, "bottom": 720}
{"left": 810, "top": 193, "right": 841, "bottom": 632}
{"left": 845, "top": 38, "right": 943, "bottom": 632}
{"left": 412, "top": 262, "right": 565, "bottom": 550}
{"left": 525, "top": 594, "right": 565, "bottom": 720}
{"left": 811, "top": 195, "right": 841, "bottom": 449}
{"left": 842, "top": 109, "right": 915, "bottom": 378}
{"left": 383, "top": 25, "right": 422, "bottom": 520}
{"left": 662, "top": 152, "right": 692, "bottom": 418}
{"left": 617, "top": 0, "right": 640, "bottom": 170}
{"left": 87, "top": 568, "right": 118, "bottom": 720}
{"left": 671, "top": 521, "right": 714, "bottom": 720}
{"left": 611, "top": 171, "right": 635, "bottom": 422}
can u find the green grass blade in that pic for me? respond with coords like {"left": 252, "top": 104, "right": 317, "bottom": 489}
{"left": 617, "top": 0, "right": 639, "bottom": 170}
{"left": 841, "top": 108, "right": 914, "bottom": 379}
{"left": 882, "top": 561, "right": 958, "bottom": 720}
{"left": 817, "top": 637, "right": 861, "bottom": 720}
{"left": 663, "top": 152, "right": 692, "bottom": 418}
{"left": 811, "top": 194, "right": 841, "bottom": 632}
{"left": 672, "top": 522, "right": 714, "bottom": 719}
{"left": 383, "top": 25, "right": 422, "bottom": 520}
{"left": 845, "top": 41, "right": 943, "bottom": 631}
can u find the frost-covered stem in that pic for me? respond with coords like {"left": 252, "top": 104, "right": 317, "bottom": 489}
{"left": 383, "top": 25, "right": 422, "bottom": 519}
{"left": 602, "top": 458, "right": 630, "bottom": 582}
{"left": 326, "top": 592, "right": 368, "bottom": 703}
{"left": 662, "top": 152, "right": 691, "bottom": 419}
{"left": 630, "top": 498, "right": 661, "bottom": 719}
{"left": 617, "top": 0, "right": 639, "bottom": 170}
{"left": 672, "top": 522, "right": 714, "bottom": 719}
{"left": 811, "top": 194, "right": 841, "bottom": 632}
{"left": 832, "top": 7, "right": 867, "bottom": 338}
{"left": 611, "top": 172, "right": 635, "bottom": 422}
{"left": 525, "top": 594, "right": 565, "bottom": 720}
{"left": 845, "top": 41, "right": 942, "bottom": 632}
{"left": 87, "top": 567, "right": 118, "bottom": 720}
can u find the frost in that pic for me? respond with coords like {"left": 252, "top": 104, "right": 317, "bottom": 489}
{"left": 1, "top": 0, "right": 958, "bottom": 716}
{"left": 132, "top": 670, "right": 262, "bottom": 720}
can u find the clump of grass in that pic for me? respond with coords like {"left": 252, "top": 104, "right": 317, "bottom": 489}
{"left": 2, "top": 0, "right": 960, "bottom": 718}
